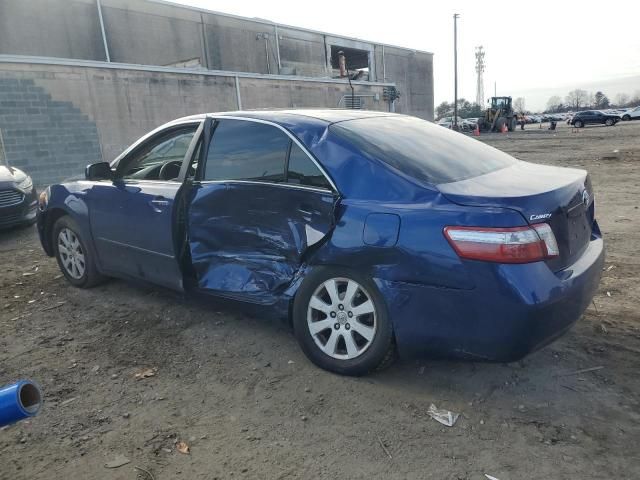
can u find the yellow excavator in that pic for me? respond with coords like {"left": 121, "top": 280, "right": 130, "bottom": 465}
{"left": 479, "top": 96, "right": 517, "bottom": 132}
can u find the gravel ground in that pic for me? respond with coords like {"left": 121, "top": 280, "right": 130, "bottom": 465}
{"left": 1, "top": 120, "right": 639, "bottom": 480}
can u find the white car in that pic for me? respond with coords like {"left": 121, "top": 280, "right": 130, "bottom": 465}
{"left": 622, "top": 106, "right": 640, "bottom": 121}
{"left": 437, "top": 116, "right": 464, "bottom": 129}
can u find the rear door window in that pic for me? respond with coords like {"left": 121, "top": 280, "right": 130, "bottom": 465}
{"left": 287, "top": 143, "right": 332, "bottom": 190}
{"left": 204, "top": 119, "right": 289, "bottom": 182}
{"left": 331, "top": 116, "right": 516, "bottom": 184}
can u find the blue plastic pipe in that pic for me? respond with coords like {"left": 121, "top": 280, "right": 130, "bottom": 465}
{"left": 0, "top": 380, "right": 42, "bottom": 428}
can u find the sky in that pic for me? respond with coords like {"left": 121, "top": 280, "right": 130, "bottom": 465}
{"left": 169, "top": 0, "right": 640, "bottom": 111}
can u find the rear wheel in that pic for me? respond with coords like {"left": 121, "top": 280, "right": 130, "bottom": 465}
{"left": 293, "top": 267, "right": 395, "bottom": 376}
{"left": 574, "top": 120, "right": 584, "bottom": 128}
{"left": 52, "top": 216, "right": 105, "bottom": 288}
{"left": 605, "top": 118, "right": 614, "bottom": 126}
{"left": 508, "top": 117, "right": 517, "bottom": 132}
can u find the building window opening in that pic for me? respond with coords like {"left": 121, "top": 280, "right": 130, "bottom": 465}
{"left": 330, "top": 45, "right": 369, "bottom": 80}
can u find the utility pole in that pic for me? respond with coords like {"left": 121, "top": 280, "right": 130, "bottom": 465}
{"left": 453, "top": 13, "right": 460, "bottom": 130}
{"left": 475, "top": 46, "right": 485, "bottom": 107}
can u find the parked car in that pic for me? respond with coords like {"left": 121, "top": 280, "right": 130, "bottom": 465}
{"left": 460, "top": 118, "right": 478, "bottom": 130}
{"left": 570, "top": 110, "right": 621, "bottom": 128}
{"left": 37, "top": 110, "right": 604, "bottom": 376}
{"left": 0, "top": 157, "right": 37, "bottom": 229}
{"left": 622, "top": 106, "right": 640, "bottom": 121}
{"left": 437, "top": 116, "right": 464, "bottom": 129}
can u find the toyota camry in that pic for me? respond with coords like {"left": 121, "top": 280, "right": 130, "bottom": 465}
{"left": 37, "top": 110, "right": 604, "bottom": 375}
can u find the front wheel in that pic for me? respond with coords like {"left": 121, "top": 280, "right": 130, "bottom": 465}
{"left": 574, "top": 120, "right": 584, "bottom": 128}
{"left": 293, "top": 267, "right": 395, "bottom": 376}
{"left": 622, "top": 115, "right": 630, "bottom": 121}
{"left": 52, "top": 216, "right": 105, "bottom": 288}
{"left": 605, "top": 118, "right": 614, "bottom": 126}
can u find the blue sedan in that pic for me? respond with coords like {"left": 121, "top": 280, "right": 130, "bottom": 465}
{"left": 37, "top": 110, "right": 604, "bottom": 375}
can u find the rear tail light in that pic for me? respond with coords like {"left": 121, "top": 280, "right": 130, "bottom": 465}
{"left": 444, "top": 224, "right": 559, "bottom": 264}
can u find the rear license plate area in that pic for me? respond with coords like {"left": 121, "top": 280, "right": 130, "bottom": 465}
{"left": 566, "top": 208, "right": 591, "bottom": 255}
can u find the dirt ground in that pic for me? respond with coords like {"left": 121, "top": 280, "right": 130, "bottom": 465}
{"left": 1, "top": 121, "right": 639, "bottom": 480}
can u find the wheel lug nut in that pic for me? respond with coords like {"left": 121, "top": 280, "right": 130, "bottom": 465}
{"left": 334, "top": 323, "right": 340, "bottom": 330}
{"left": 348, "top": 311, "right": 353, "bottom": 318}
{"left": 345, "top": 323, "right": 350, "bottom": 330}
{"left": 338, "top": 304, "right": 344, "bottom": 310}
{"left": 330, "top": 312, "right": 336, "bottom": 318}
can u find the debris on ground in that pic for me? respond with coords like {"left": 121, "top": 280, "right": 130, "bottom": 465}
{"left": 557, "top": 366, "right": 604, "bottom": 377}
{"left": 376, "top": 434, "right": 392, "bottom": 459}
{"left": 134, "top": 367, "right": 157, "bottom": 380}
{"left": 134, "top": 465, "right": 155, "bottom": 480}
{"left": 176, "top": 441, "right": 190, "bottom": 454}
{"left": 104, "top": 454, "right": 131, "bottom": 468}
{"left": 427, "top": 404, "right": 460, "bottom": 427}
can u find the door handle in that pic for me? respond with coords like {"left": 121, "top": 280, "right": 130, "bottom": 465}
{"left": 149, "top": 196, "right": 170, "bottom": 212}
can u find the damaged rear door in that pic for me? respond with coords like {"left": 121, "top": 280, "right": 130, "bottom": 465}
{"left": 187, "top": 117, "right": 337, "bottom": 304}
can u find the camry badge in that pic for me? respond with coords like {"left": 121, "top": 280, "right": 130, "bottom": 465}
{"left": 530, "top": 213, "right": 552, "bottom": 221}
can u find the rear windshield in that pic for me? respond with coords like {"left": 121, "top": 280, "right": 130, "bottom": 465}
{"left": 330, "top": 116, "right": 516, "bottom": 184}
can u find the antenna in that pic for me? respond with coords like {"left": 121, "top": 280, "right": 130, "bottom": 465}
{"left": 475, "top": 46, "right": 485, "bottom": 106}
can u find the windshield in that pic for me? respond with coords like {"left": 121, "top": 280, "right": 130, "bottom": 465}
{"left": 330, "top": 115, "right": 516, "bottom": 184}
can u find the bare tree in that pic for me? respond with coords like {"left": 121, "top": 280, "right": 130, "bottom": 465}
{"left": 594, "top": 91, "right": 610, "bottom": 109}
{"left": 565, "top": 89, "right": 588, "bottom": 110}
{"left": 546, "top": 95, "right": 562, "bottom": 112}
{"left": 513, "top": 97, "right": 526, "bottom": 113}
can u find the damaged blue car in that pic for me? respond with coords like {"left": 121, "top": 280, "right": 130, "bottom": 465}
{"left": 37, "top": 110, "right": 604, "bottom": 375}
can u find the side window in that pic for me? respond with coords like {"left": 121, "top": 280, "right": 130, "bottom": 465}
{"left": 204, "top": 120, "right": 289, "bottom": 182}
{"left": 287, "top": 143, "right": 332, "bottom": 190}
{"left": 120, "top": 126, "right": 197, "bottom": 181}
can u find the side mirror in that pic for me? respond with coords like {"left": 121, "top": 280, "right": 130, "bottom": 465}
{"left": 85, "top": 162, "right": 113, "bottom": 181}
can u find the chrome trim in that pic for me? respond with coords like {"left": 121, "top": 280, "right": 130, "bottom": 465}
{"left": 208, "top": 115, "right": 339, "bottom": 192}
{"left": 110, "top": 120, "right": 204, "bottom": 169}
{"left": 0, "top": 189, "right": 24, "bottom": 208}
{"left": 199, "top": 179, "right": 333, "bottom": 194}
{"left": 96, "top": 237, "right": 175, "bottom": 259}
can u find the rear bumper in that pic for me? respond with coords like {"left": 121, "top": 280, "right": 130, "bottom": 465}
{"left": 0, "top": 187, "right": 37, "bottom": 229}
{"left": 379, "top": 233, "right": 605, "bottom": 361}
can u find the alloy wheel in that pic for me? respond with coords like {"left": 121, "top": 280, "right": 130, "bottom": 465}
{"left": 307, "top": 277, "right": 377, "bottom": 360}
{"left": 58, "top": 228, "right": 86, "bottom": 279}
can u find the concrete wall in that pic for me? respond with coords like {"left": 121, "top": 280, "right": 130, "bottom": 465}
{"left": 0, "top": 0, "right": 434, "bottom": 119}
{"left": 0, "top": 75, "right": 102, "bottom": 184}
{"left": 0, "top": 61, "right": 390, "bottom": 185}
{"left": 0, "top": 0, "right": 106, "bottom": 60}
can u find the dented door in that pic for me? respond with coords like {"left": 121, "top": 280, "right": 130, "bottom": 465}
{"left": 188, "top": 182, "right": 335, "bottom": 304}
{"left": 187, "top": 117, "right": 337, "bottom": 304}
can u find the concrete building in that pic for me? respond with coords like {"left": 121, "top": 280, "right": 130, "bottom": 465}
{"left": 0, "top": 0, "right": 434, "bottom": 184}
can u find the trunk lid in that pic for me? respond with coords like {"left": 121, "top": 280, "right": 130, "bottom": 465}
{"left": 438, "top": 161, "right": 594, "bottom": 271}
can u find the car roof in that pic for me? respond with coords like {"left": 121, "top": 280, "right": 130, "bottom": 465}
{"left": 170, "top": 109, "right": 400, "bottom": 127}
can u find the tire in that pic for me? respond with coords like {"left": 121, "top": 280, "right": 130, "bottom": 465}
{"left": 52, "top": 216, "right": 105, "bottom": 288}
{"left": 293, "top": 266, "right": 395, "bottom": 376}
{"left": 622, "top": 115, "right": 630, "bottom": 121}
{"left": 574, "top": 120, "right": 584, "bottom": 128}
{"left": 508, "top": 117, "right": 517, "bottom": 132}
{"left": 605, "top": 118, "right": 614, "bottom": 126}
{"left": 496, "top": 117, "right": 507, "bottom": 132}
